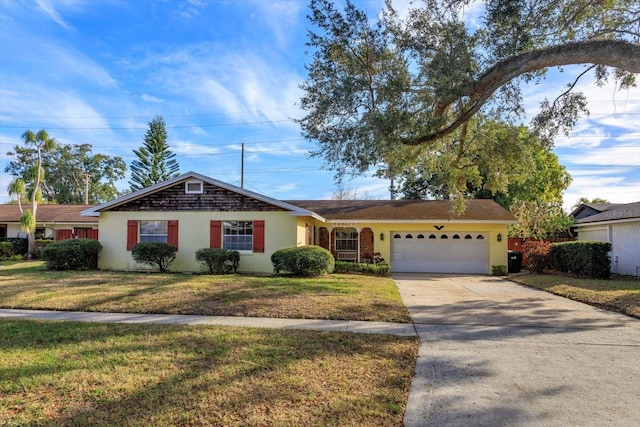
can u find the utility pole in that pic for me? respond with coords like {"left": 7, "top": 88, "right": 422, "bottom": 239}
{"left": 241, "top": 143, "right": 244, "bottom": 188}
{"left": 82, "top": 173, "right": 93, "bottom": 204}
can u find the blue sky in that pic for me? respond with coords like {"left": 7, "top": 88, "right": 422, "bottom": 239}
{"left": 1, "top": 0, "right": 638, "bottom": 212}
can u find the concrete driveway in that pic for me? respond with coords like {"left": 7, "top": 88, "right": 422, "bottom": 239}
{"left": 394, "top": 274, "right": 640, "bottom": 427}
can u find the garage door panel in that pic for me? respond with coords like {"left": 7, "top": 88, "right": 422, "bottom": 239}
{"left": 391, "top": 231, "right": 489, "bottom": 274}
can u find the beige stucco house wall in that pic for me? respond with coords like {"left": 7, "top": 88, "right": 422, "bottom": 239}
{"left": 82, "top": 172, "right": 517, "bottom": 275}
{"left": 98, "top": 210, "right": 299, "bottom": 273}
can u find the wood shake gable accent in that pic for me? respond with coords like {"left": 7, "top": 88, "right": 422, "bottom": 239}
{"left": 81, "top": 172, "right": 323, "bottom": 221}
{"left": 110, "top": 181, "right": 286, "bottom": 212}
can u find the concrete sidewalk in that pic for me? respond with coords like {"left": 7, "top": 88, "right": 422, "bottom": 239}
{"left": 0, "top": 308, "right": 417, "bottom": 336}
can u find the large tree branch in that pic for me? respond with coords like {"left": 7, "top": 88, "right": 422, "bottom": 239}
{"left": 409, "top": 39, "right": 640, "bottom": 145}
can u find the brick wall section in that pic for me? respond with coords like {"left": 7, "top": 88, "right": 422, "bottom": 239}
{"left": 359, "top": 227, "right": 373, "bottom": 262}
{"left": 319, "top": 227, "right": 330, "bottom": 251}
{"left": 110, "top": 182, "right": 285, "bottom": 212}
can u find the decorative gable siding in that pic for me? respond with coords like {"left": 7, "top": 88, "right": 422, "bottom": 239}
{"left": 109, "top": 182, "right": 286, "bottom": 212}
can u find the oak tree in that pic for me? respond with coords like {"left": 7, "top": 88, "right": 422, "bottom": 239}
{"left": 299, "top": 0, "right": 639, "bottom": 182}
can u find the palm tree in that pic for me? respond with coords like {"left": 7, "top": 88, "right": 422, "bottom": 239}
{"left": 20, "top": 129, "right": 55, "bottom": 257}
{"left": 572, "top": 197, "right": 610, "bottom": 210}
{"left": 7, "top": 177, "right": 26, "bottom": 213}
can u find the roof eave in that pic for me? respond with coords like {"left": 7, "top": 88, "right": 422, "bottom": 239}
{"left": 324, "top": 219, "right": 518, "bottom": 224}
{"left": 575, "top": 217, "right": 640, "bottom": 227}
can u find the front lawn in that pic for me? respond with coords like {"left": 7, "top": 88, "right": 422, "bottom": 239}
{"left": 0, "top": 319, "right": 419, "bottom": 426}
{"left": 0, "top": 261, "right": 411, "bottom": 322}
{"left": 510, "top": 274, "right": 640, "bottom": 318}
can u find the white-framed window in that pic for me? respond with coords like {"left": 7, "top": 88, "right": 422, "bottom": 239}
{"left": 139, "top": 220, "right": 168, "bottom": 243}
{"left": 335, "top": 227, "right": 358, "bottom": 251}
{"left": 185, "top": 180, "right": 203, "bottom": 194}
{"left": 223, "top": 221, "right": 253, "bottom": 251}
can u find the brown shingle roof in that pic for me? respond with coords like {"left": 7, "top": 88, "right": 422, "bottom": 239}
{"left": 285, "top": 199, "right": 517, "bottom": 222}
{"left": 0, "top": 204, "right": 97, "bottom": 223}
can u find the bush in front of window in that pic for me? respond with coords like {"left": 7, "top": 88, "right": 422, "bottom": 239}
{"left": 195, "top": 248, "right": 240, "bottom": 274}
{"left": 0, "top": 241, "right": 14, "bottom": 259}
{"left": 41, "top": 239, "right": 103, "bottom": 270}
{"left": 271, "top": 245, "right": 335, "bottom": 277}
{"left": 1, "top": 238, "right": 27, "bottom": 256}
{"left": 131, "top": 242, "right": 176, "bottom": 273}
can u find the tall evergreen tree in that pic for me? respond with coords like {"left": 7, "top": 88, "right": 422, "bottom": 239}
{"left": 129, "top": 116, "right": 180, "bottom": 191}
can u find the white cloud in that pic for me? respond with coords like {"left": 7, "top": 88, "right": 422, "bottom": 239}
{"left": 0, "top": 85, "right": 110, "bottom": 130}
{"left": 34, "top": 0, "right": 74, "bottom": 29}
{"left": 141, "top": 94, "right": 162, "bottom": 103}
{"left": 271, "top": 183, "right": 299, "bottom": 193}
{"left": 177, "top": 0, "right": 207, "bottom": 20}
{"left": 563, "top": 174, "right": 640, "bottom": 211}
{"left": 254, "top": 1, "right": 304, "bottom": 48}
{"left": 564, "top": 145, "right": 640, "bottom": 167}
{"left": 173, "top": 141, "right": 220, "bottom": 156}
{"left": 137, "top": 45, "right": 304, "bottom": 128}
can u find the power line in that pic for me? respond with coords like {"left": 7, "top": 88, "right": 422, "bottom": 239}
{"left": 0, "top": 118, "right": 298, "bottom": 130}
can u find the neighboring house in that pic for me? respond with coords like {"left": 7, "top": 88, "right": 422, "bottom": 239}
{"left": 82, "top": 172, "right": 516, "bottom": 274}
{"left": 0, "top": 204, "right": 98, "bottom": 241}
{"left": 572, "top": 202, "right": 640, "bottom": 277}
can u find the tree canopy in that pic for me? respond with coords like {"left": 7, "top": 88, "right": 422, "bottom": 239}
{"left": 390, "top": 119, "right": 571, "bottom": 209}
{"left": 129, "top": 115, "right": 180, "bottom": 191}
{"left": 299, "top": 0, "right": 639, "bottom": 179}
{"left": 6, "top": 143, "right": 126, "bottom": 204}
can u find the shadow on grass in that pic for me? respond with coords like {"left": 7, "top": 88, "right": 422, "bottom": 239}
{"left": 0, "top": 319, "right": 417, "bottom": 426}
{"left": 0, "top": 267, "right": 410, "bottom": 322}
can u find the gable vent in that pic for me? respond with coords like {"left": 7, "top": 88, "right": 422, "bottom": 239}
{"left": 185, "top": 180, "right": 204, "bottom": 194}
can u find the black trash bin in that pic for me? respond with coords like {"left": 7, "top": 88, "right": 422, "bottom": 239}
{"left": 508, "top": 250, "right": 522, "bottom": 273}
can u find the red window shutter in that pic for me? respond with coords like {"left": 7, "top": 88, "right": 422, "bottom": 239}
{"left": 210, "top": 220, "right": 222, "bottom": 249}
{"left": 55, "top": 229, "right": 73, "bottom": 241}
{"left": 305, "top": 223, "right": 309, "bottom": 246}
{"left": 168, "top": 220, "right": 179, "bottom": 250}
{"left": 253, "top": 220, "right": 265, "bottom": 253}
{"left": 126, "top": 220, "right": 138, "bottom": 251}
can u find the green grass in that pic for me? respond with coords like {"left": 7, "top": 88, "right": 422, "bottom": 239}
{"left": 0, "top": 261, "right": 411, "bottom": 322}
{"left": 510, "top": 273, "right": 640, "bottom": 318}
{"left": 0, "top": 319, "right": 419, "bottom": 426}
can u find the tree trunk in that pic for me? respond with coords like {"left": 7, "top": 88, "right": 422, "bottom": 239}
{"left": 412, "top": 40, "right": 640, "bottom": 145}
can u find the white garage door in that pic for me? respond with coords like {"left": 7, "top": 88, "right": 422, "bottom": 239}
{"left": 391, "top": 231, "right": 489, "bottom": 274}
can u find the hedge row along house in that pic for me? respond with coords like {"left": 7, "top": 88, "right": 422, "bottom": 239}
{"left": 572, "top": 202, "right": 640, "bottom": 277}
{"left": 79, "top": 172, "right": 516, "bottom": 274}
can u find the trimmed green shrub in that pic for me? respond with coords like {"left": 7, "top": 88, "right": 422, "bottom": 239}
{"left": 334, "top": 261, "right": 391, "bottom": 276}
{"left": 491, "top": 265, "right": 507, "bottom": 276}
{"left": 271, "top": 245, "right": 335, "bottom": 276}
{"left": 195, "top": 248, "right": 240, "bottom": 274}
{"left": 550, "top": 241, "right": 612, "bottom": 279}
{"left": 523, "top": 241, "right": 552, "bottom": 274}
{"left": 41, "top": 239, "right": 102, "bottom": 270}
{"left": 132, "top": 242, "right": 177, "bottom": 272}
{"left": 0, "top": 241, "right": 14, "bottom": 259}
{"left": 2, "top": 238, "right": 27, "bottom": 256}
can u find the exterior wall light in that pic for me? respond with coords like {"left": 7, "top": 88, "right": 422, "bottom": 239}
{"left": 497, "top": 233, "right": 502, "bottom": 242}
{"left": 380, "top": 232, "right": 384, "bottom": 241}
